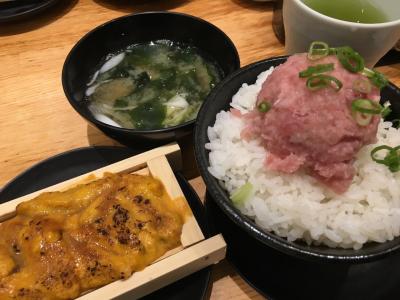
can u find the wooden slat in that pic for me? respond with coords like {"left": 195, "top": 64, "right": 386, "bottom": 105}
{"left": 1, "top": 1, "right": 399, "bottom": 299}
{"left": 147, "top": 155, "right": 204, "bottom": 247}
{"left": 0, "top": 144, "right": 203, "bottom": 252}
{"left": 0, "top": 144, "right": 180, "bottom": 222}
{"left": 0, "top": 144, "right": 223, "bottom": 299}
{"left": 147, "top": 155, "right": 185, "bottom": 200}
{"left": 77, "top": 234, "right": 227, "bottom": 300}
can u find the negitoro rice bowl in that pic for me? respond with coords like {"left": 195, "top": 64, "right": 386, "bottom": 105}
{"left": 207, "top": 68, "right": 400, "bottom": 250}
{"left": 198, "top": 43, "right": 400, "bottom": 254}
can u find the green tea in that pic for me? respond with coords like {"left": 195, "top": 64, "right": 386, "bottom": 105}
{"left": 302, "top": 0, "right": 389, "bottom": 24}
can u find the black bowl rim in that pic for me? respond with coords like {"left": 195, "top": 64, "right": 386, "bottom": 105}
{"left": 62, "top": 11, "right": 240, "bottom": 135}
{"left": 0, "top": 0, "right": 61, "bottom": 23}
{"left": 194, "top": 55, "right": 400, "bottom": 263}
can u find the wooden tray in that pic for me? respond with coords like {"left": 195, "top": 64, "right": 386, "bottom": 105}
{"left": 0, "top": 143, "right": 226, "bottom": 300}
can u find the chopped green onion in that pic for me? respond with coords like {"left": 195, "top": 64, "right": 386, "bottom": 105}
{"left": 370, "top": 71, "right": 388, "bottom": 89}
{"left": 306, "top": 43, "right": 387, "bottom": 89}
{"left": 326, "top": 43, "right": 386, "bottom": 88}
{"left": 371, "top": 145, "right": 393, "bottom": 163}
{"left": 381, "top": 103, "right": 392, "bottom": 118}
{"left": 299, "top": 63, "right": 334, "bottom": 78}
{"left": 258, "top": 102, "right": 271, "bottom": 113}
{"left": 352, "top": 110, "right": 372, "bottom": 126}
{"left": 336, "top": 46, "right": 365, "bottom": 73}
{"left": 308, "top": 41, "right": 330, "bottom": 60}
{"left": 387, "top": 146, "right": 400, "bottom": 172}
{"left": 361, "top": 68, "right": 375, "bottom": 77}
{"left": 306, "top": 74, "right": 343, "bottom": 91}
{"left": 230, "top": 182, "right": 253, "bottom": 206}
{"left": 361, "top": 68, "right": 374, "bottom": 77}
{"left": 353, "top": 78, "right": 372, "bottom": 94}
{"left": 371, "top": 145, "right": 400, "bottom": 172}
{"left": 351, "top": 99, "right": 383, "bottom": 126}
{"left": 351, "top": 99, "right": 389, "bottom": 126}
{"left": 361, "top": 68, "right": 388, "bottom": 89}
{"left": 351, "top": 99, "right": 383, "bottom": 115}
{"left": 328, "top": 47, "right": 338, "bottom": 55}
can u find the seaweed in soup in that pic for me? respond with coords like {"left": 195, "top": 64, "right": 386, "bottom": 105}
{"left": 86, "top": 40, "right": 222, "bottom": 129}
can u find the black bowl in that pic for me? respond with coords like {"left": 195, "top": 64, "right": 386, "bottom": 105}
{"left": 194, "top": 56, "right": 400, "bottom": 263}
{"left": 205, "top": 192, "right": 400, "bottom": 300}
{"left": 62, "top": 11, "right": 240, "bottom": 146}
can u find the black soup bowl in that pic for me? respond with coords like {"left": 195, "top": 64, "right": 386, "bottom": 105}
{"left": 62, "top": 11, "right": 240, "bottom": 146}
{"left": 194, "top": 56, "right": 400, "bottom": 299}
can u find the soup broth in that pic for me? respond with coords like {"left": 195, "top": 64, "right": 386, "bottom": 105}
{"left": 86, "top": 40, "right": 222, "bottom": 130}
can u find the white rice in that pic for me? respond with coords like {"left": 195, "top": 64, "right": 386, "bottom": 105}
{"left": 206, "top": 67, "right": 400, "bottom": 249}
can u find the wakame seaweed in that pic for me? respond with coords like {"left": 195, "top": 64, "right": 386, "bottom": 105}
{"left": 86, "top": 40, "right": 222, "bottom": 130}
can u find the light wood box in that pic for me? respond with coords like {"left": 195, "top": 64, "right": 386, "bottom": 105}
{"left": 0, "top": 143, "right": 226, "bottom": 299}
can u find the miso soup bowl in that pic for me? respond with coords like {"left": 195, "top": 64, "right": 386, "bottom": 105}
{"left": 194, "top": 57, "right": 400, "bottom": 299}
{"left": 62, "top": 11, "right": 240, "bottom": 146}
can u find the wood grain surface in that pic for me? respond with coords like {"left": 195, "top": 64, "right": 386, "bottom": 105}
{"left": 0, "top": 0, "right": 399, "bottom": 299}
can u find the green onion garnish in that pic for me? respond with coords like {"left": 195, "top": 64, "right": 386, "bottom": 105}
{"left": 299, "top": 63, "right": 334, "bottom": 78}
{"left": 361, "top": 68, "right": 375, "bottom": 78}
{"left": 306, "top": 74, "right": 342, "bottom": 91}
{"left": 305, "top": 42, "right": 388, "bottom": 93}
{"left": 328, "top": 47, "right": 338, "bottom": 55}
{"left": 371, "top": 145, "right": 393, "bottom": 163}
{"left": 351, "top": 99, "right": 390, "bottom": 126}
{"left": 371, "top": 145, "right": 400, "bottom": 172}
{"left": 370, "top": 71, "right": 388, "bottom": 89}
{"left": 352, "top": 111, "right": 372, "bottom": 126}
{"left": 351, "top": 99, "right": 383, "bottom": 115}
{"left": 230, "top": 182, "right": 253, "bottom": 206}
{"left": 361, "top": 68, "right": 388, "bottom": 89}
{"left": 307, "top": 41, "right": 330, "bottom": 60}
{"left": 381, "top": 103, "right": 392, "bottom": 118}
{"left": 353, "top": 78, "right": 372, "bottom": 94}
{"left": 351, "top": 99, "right": 383, "bottom": 126}
{"left": 258, "top": 102, "right": 271, "bottom": 113}
{"left": 336, "top": 46, "right": 365, "bottom": 73}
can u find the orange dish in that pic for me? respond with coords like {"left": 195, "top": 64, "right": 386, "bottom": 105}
{"left": 0, "top": 173, "right": 186, "bottom": 299}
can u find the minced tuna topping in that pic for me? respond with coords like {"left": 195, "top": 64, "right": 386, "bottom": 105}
{"left": 241, "top": 54, "right": 381, "bottom": 193}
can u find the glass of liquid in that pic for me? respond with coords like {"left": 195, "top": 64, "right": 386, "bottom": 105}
{"left": 282, "top": 0, "right": 400, "bottom": 66}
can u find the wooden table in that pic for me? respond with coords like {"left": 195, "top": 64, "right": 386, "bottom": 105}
{"left": 1, "top": 1, "right": 399, "bottom": 299}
